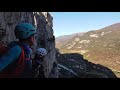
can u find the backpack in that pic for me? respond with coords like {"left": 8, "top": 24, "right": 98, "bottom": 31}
{"left": 0, "top": 43, "right": 26, "bottom": 78}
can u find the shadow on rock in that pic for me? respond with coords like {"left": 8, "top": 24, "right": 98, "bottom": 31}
{"left": 56, "top": 50, "right": 117, "bottom": 78}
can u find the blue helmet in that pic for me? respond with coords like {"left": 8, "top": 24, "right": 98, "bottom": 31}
{"left": 14, "top": 23, "right": 36, "bottom": 39}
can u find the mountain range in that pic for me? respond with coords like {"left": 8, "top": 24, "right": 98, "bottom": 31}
{"left": 56, "top": 22, "right": 120, "bottom": 77}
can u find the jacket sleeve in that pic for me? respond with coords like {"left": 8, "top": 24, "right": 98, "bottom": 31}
{"left": 0, "top": 45, "right": 21, "bottom": 71}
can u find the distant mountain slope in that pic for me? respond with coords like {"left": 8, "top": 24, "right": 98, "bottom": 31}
{"left": 55, "top": 32, "right": 85, "bottom": 48}
{"left": 56, "top": 22, "right": 120, "bottom": 77}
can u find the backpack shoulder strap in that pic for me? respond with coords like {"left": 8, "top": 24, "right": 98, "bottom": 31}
{"left": 18, "top": 46, "right": 25, "bottom": 66}
{"left": 13, "top": 46, "right": 25, "bottom": 77}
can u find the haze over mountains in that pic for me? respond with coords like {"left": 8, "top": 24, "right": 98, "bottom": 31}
{"left": 56, "top": 22, "right": 120, "bottom": 77}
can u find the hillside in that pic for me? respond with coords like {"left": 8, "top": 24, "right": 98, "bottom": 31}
{"left": 56, "top": 22, "right": 120, "bottom": 77}
{"left": 55, "top": 32, "right": 85, "bottom": 48}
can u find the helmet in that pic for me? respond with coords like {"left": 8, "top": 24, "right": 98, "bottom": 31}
{"left": 14, "top": 23, "right": 36, "bottom": 39}
{"left": 36, "top": 48, "right": 47, "bottom": 57}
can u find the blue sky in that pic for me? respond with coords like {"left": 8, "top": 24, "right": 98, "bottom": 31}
{"left": 50, "top": 12, "right": 120, "bottom": 37}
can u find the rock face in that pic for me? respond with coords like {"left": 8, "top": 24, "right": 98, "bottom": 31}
{"left": 56, "top": 52, "right": 117, "bottom": 78}
{"left": 0, "top": 12, "right": 58, "bottom": 78}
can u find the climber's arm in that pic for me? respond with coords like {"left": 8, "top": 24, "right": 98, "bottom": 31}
{"left": 0, "top": 46, "right": 21, "bottom": 71}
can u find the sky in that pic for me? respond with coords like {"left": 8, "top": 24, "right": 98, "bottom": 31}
{"left": 50, "top": 12, "right": 120, "bottom": 37}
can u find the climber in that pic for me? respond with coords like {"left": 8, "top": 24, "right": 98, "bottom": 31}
{"left": 32, "top": 48, "right": 47, "bottom": 78}
{"left": 0, "top": 23, "right": 36, "bottom": 78}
